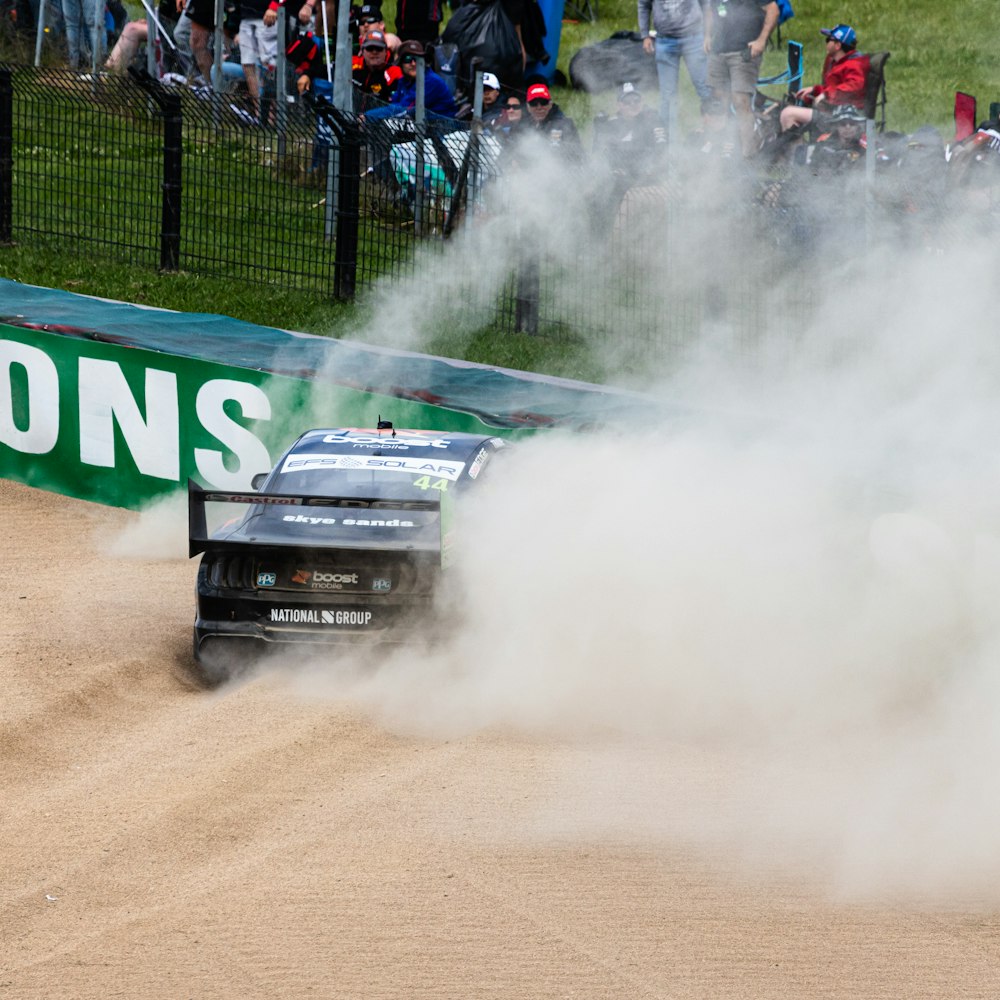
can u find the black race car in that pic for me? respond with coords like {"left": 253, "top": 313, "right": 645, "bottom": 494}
{"left": 188, "top": 422, "right": 508, "bottom": 682}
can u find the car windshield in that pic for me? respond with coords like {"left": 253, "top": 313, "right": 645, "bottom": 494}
{"left": 268, "top": 450, "right": 469, "bottom": 501}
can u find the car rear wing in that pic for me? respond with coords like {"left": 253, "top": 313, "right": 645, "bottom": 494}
{"left": 188, "top": 480, "right": 443, "bottom": 559}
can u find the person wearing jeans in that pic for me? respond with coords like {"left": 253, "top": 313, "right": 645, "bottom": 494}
{"left": 61, "top": 0, "right": 102, "bottom": 68}
{"left": 637, "top": 0, "right": 712, "bottom": 144}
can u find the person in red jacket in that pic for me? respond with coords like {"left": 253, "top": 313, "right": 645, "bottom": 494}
{"left": 352, "top": 28, "right": 403, "bottom": 105}
{"left": 779, "top": 23, "right": 868, "bottom": 132}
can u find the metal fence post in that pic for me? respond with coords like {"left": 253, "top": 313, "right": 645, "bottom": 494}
{"left": 0, "top": 68, "right": 11, "bottom": 245}
{"left": 33, "top": 0, "right": 46, "bottom": 66}
{"left": 515, "top": 255, "right": 539, "bottom": 334}
{"left": 160, "top": 93, "right": 182, "bottom": 270}
{"left": 334, "top": 124, "right": 360, "bottom": 299}
{"left": 414, "top": 56, "right": 425, "bottom": 237}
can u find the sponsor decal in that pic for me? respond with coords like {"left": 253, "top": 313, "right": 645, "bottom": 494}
{"left": 281, "top": 514, "right": 415, "bottom": 527}
{"left": 371, "top": 577, "right": 392, "bottom": 592}
{"left": 321, "top": 432, "right": 452, "bottom": 449}
{"left": 468, "top": 447, "right": 489, "bottom": 479}
{"left": 0, "top": 342, "right": 273, "bottom": 488}
{"left": 269, "top": 607, "right": 373, "bottom": 625}
{"left": 256, "top": 571, "right": 277, "bottom": 587}
{"left": 292, "top": 568, "right": 360, "bottom": 591}
{"left": 341, "top": 518, "right": 415, "bottom": 527}
{"left": 280, "top": 453, "right": 465, "bottom": 480}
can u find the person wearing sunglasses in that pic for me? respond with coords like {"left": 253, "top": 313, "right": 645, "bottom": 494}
{"left": 364, "top": 39, "right": 457, "bottom": 120}
{"left": 513, "top": 82, "right": 581, "bottom": 151}
{"left": 354, "top": 3, "right": 401, "bottom": 53}
{"left": 352, "top": 28, "right": 403, "bottom": 99}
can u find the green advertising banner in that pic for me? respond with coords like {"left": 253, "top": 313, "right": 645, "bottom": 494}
{"left": 0, "top": 324, "right": 525, "bottom": 509}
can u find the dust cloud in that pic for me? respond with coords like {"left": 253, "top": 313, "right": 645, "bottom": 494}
{"left": 290, "top": 206, "right": 1000, "bottom": 903}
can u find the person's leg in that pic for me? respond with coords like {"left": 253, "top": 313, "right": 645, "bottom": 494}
{"left": 654, "top": 34, "right": 682, "bottom": 138}
{"left": 105, "top": 18, "right": 145, "bottom": 72}
{"left": 188, "top": 20, "right": 214, "bottom": 84}
{"left": 78, "top": 0, "right": 100, "bottom": 65}
{"left": 60, "top": 0, "right": 82, "bottom": 67}
{"left": 680, "top": 27, "right": 712, "bottom": 108}
{"left": 239, "top": 18, "right": 261, "bottom": 116}
{"left": 779, "top": 104, "right": 813, "bottom": 131}
{"left": 172, "top": 9, "right": 195, "bottom": 76}
{"left": 257, "top": 18, "right": 278, "bottom": 124}
{"left": 729, "top": 51, "right": 762, "bottom": 157}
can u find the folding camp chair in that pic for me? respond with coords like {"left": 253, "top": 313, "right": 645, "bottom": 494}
{"left": 863, "top": 50, "right": 890, "bottom": 132}
{"left": 758, "top": 39, "right": 803, "bottom": 95}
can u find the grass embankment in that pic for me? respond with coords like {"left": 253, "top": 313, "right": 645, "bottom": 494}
{"left": 0, "top": 0, "right": 996, "bottom": 379}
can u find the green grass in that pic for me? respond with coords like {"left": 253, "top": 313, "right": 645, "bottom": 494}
{"left": 554, "top": 0, "right": 999, "bottom": 134}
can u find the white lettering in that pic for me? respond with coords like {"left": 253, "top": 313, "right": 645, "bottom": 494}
{"left": 0, "top": 340, "right": 59, "bottom": 455}
{"left": 282, "top": 514, "right": 338, "bottom": 525}
{"left": 269, "top": 607, "right": 372, "bottom": 626}
{"left": 78, "top": 359, "right": 179, "bottom": 480}
{"left": 194, "top": 379, "right": 271, "bottom": 490}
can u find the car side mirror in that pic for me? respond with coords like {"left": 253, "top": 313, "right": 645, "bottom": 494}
{"left": 250, "top": 473, "right": 267, "bottom": 491}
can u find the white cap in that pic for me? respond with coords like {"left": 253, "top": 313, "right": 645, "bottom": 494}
{"left": 482, "top": 72, "right": 500, "bottom": 91}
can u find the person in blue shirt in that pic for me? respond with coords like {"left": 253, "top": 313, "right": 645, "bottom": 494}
{"left": 364, "top": 39, "right": 457, "bottom": 120}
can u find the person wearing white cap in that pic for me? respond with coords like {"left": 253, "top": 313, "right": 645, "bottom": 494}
{"left": 480, "top": 72, "right": 505, "bottom": 127}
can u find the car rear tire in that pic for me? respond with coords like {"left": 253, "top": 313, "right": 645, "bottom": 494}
{"left": 192, "top": 633, "right": 260, "bottom": 687}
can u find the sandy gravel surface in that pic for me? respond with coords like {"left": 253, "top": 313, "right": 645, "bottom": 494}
{"left": 4, "top": 476, "right": 1000, "bottom": 999}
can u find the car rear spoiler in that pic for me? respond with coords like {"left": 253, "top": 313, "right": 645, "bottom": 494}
{"left": 188, "top": 480, "right": 443, "bottom": 559}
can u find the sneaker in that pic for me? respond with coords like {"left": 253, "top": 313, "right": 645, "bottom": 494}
{"left": 191, "top": 84, "right": 212, "bottom": 101}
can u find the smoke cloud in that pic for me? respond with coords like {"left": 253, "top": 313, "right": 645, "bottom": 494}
{"left": 287, "top": 158, "right": 1000, "bottom": 902}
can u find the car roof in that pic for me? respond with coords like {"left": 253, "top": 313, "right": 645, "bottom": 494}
{"left": 286, "top": 427, "right": 502, "bottom": 465}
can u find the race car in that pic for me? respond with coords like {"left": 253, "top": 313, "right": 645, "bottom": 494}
{"left": 188, "top": 422, "right": 508, "bottom": 683}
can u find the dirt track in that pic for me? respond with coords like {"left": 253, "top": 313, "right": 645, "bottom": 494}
{"left": 4, "top": 476, "right": 1000, "bottom": 999}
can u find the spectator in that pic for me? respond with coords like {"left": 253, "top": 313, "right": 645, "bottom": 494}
{"left": 289, "top": 0, "right": 334, "bottom": 97}
{"left": 504, "top": 81, "right": 582, "bottom": 162}
{"left": 592, "top": 81, "right": 667, "bottom": 225}
{"left": 703, "top": 0, "right": 778, "bottom": 158}
{"left": 638, "top": 0, "right": 712, "bottom": 141}
{"left": 184, "top": 0, "right": 223, "bottom": 88}
{"left": 805, "top": 101, "right": 867, "bottom": 172}
{"left": 238, "top": 0, "right": 279, "bottom": 123}
{"left": 365, "top": 39, "right": 457, "bottom": 119}
{"left": 394, "top": 0, "right": 440, "bottom": 46}
{"left": 479, "top": 71, "right": 504, "bottom": 126}
{"left": 61, "top": 0, "right": 103, "bottom": 68}
{"left": 356, "top": 3, "right": 400, "bottom": 52}
{"left": 594, "top": 82, "right": 665, "bottom": 176}
{"left": 352, "top": 27, "right": 401, "bottom": 100}
{"left": 524, "top": 81, "right": 578, "bottom": 140}
{"left": 104, "top": 0, "right": 180, "bottom": 74}
{"left": 780, "top": 23, "right": 867, "bottom": 133}
{"left": 493, "top": 90, "right": 522, "bottom": 137}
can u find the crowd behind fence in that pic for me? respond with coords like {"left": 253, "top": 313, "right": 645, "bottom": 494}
{"left": 0, "top": 62, "right": 998, "bottom": 355}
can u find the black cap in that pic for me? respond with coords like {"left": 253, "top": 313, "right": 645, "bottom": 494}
{"left": 358, "top": 3, "right": 382, "bottom": 19}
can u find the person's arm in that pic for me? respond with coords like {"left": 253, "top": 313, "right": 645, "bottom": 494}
{"left": 638, "top": 0, "right": 653, "bottom": 54}
{"left": 748, "top": 0, "right": 777, "bottom": 58}
{"left": 703, "top": 2, "right": 713, "bottom": 53}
